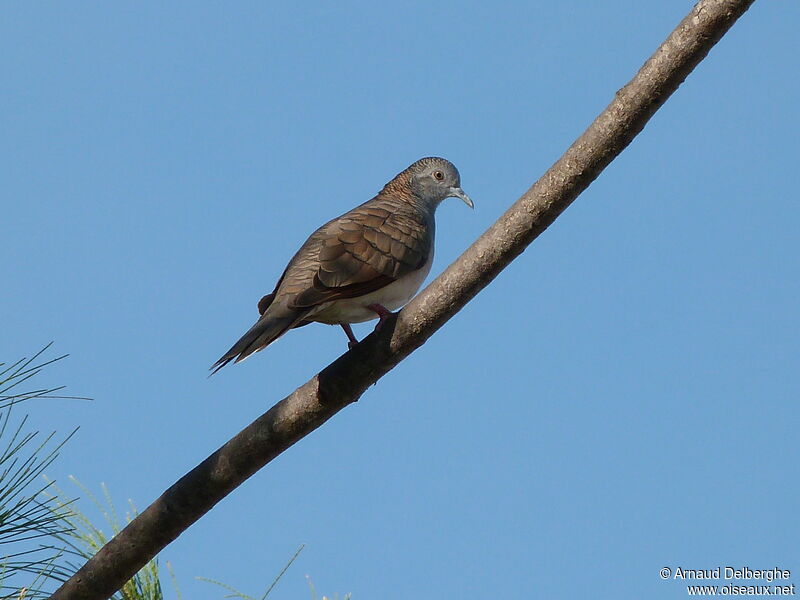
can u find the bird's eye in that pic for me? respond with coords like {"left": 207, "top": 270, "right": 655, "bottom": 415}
{"left": 433, "top": 170, "right": 445, "bottom": 181}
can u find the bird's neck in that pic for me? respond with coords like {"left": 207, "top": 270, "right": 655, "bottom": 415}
{"left": 379, "top": 181, "right": 440, "bottom": 214}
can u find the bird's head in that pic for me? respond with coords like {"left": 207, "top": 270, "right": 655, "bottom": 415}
{"left": 407, "top": 157, "right": 474, "bottom": 209}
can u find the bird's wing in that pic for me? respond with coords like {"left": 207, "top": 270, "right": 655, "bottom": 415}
{"left": 288, "top": 204, "right": 430, "bottom": 309}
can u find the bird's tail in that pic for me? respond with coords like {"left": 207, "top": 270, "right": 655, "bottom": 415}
{"left": 210, "top": 310, "right": 305, "bottom": 375}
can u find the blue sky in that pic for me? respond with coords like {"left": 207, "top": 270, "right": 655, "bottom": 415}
{"left": 2, "top": 2, "right": 798, "bottom": 598}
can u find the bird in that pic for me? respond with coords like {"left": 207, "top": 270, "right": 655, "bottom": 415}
{"left": 211, "top": 157, "right": 473, "bottom": 374}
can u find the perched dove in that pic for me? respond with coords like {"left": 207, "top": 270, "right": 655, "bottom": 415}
{"left": 211, "top": 157, "right": 473, "bottom": 373}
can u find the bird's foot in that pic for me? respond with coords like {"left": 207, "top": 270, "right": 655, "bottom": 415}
{"left": 341, "top": 323, "right": 359, "bottom": 349}
{"left": 341, "top": 305, "right": 393, "bottom": 350}
{"left": 367, "top": 303, "right": 393, "bottom": 331}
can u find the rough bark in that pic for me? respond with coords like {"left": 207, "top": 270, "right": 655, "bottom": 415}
{"left": 52, "top": 1, "right": 756, "bottom": 598}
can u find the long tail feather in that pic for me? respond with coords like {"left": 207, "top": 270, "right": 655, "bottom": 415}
{"left": 210, "top": 311, "right": 304, "bottom": 375}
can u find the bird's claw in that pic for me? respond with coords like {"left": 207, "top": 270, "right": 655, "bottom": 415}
{"left": 367, "top": 303, "right": 392, "bottom": 331}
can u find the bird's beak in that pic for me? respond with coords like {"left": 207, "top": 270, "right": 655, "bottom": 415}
{"left": 448, "top": 186, "right": 474, "bottom": 209}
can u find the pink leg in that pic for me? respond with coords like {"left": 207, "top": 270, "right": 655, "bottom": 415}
{"left": 342, "top": 305, "right": 393, "bottom": 350}
{"left": 341, "top": 323, "right": 359, "bottom": 350}
{"left": 367, "top": 303, "right": 393, "bottom": 331}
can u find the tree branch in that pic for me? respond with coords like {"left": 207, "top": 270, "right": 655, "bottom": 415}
{"left": 52, "top": 1, "right": 756, "bottom": 598}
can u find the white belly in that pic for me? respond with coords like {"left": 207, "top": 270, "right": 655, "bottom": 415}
{"left": 309, "top": 253, "right": 433, "bottom": 325}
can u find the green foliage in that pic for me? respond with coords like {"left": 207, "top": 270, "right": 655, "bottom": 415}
{"left": 305, "top": 575, "right": 352, "bottom": 600}
{"left": 52, "top": 485, "right": 348, "bottom": 600}
{"left": 47, "top": 479, "right": 164, "bottom": 600}
{"left": 196, "top": 544, "right": 304, "bottom": 599}
{"left": 0, "top": 346, "right": 78, "bottom": 598}
{"left": 0, "top": 346, "right": 350, "bottom": 599}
